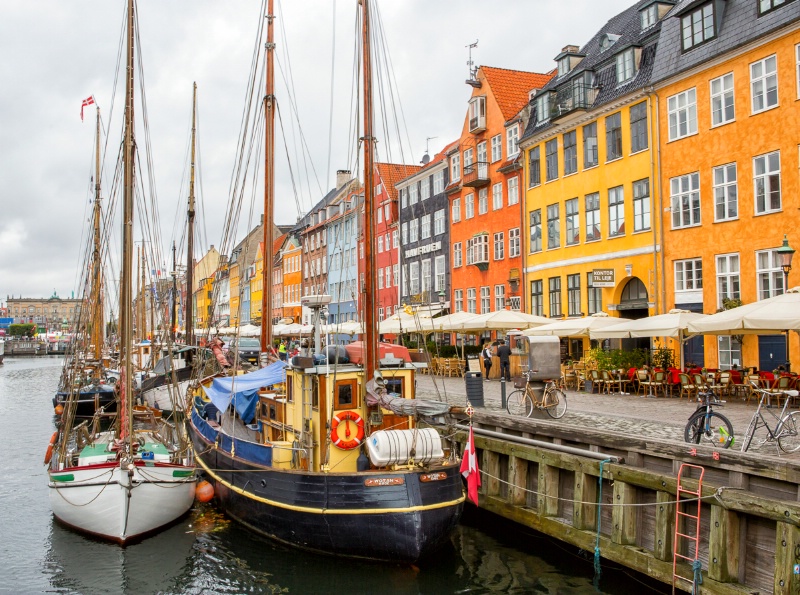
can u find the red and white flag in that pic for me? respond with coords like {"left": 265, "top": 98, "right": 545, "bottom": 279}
{"left": 460, "top": 425, "right": 481, "bottom": 505}
{"left": 80, "top": 96, "right": 95, "bottom": 122}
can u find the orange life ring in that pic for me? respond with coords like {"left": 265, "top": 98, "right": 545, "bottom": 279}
{"left": 44, "top": 431, "right": 58, "bottom": 465}
{"left": 330, "top": 410, "right": 365, "bottom": 450}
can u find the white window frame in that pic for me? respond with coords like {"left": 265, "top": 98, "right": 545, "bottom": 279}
{"left": 392, "top": 229, "right": 398, "bottom": 248}
{"left": 492, "top": 183, "right": 503, "bottom": 211}
{"left": 491, "top": 134, "right": 502, "bottom": 162}
{"left": 674, "top": 258, "right": 703, "bottom": 292}
{"left": 507, "top": 176, "right": 519, "bottom": 206}
{"left": 751, "top": 55, "right": 778, "bottom": 114}
{"left": 710, "top": 72, "right": 735, "bottom": 127}
{"left": 433, "top": 170, "right": 444, "bottom": 194}
{"left": 608, "top": 186, "right": 625, "bottom": 237}
{"left": 717, "top": 336, "right": 742, "bottom": 371}
{"left": 454, "top": 289, "right": 464, "bottom": 312}
{"left": 565, "top": 197, "right": 579, "bottom": 246}
{"left": 393, "top": 264, "right": 399, "bottom": 288}
{"left": 377, "top": 236, "right": 383, "bottom": 253}
{"left": 434, "top": 255, "right": 445, "bottom": 292}
{"left": 452, "top": 197, "right": 461, "bottom": 223}
{"left": 409, "top": 218, "right": 419, "bottom": 242}
{"left": 453, "top": 242, "right": 462, "bottom": 268}
{"left": 465, "top": 193, "right": 475, "bottom": 219}
{"left": 421, "top": 259, "right": 432, "bottom": 294}
{"left": 401, "top": 222, "right": 408, "bottom": 245}
{"left": 494, "top": 285, "right": 506, "bottom": 312}
{"left": 509, "top": 227, "right": 520, "bottom": 258}
{"left": 451, "top": 153, "right": 461, "bottom": 182}
{"left": 385, "top": 266, "right": 392, "bottom": 289}
{"left": 493, "top": 231, "right": 505, "bottom": 260}
{"left": 585, "top": 192, "right": 601, "bottom": 242}
{"left": 716, "top": 253, "right": 740, "bottom": 308}
{"left": 478, "top": 188, "right": 488, "bottom": 215}
{"left": 409, "top": 261, "right": 420, "bottom": 295}
{"left": 670, "top": 172, "right": 701, "bottom": 229}
{"left": 615, "top": 48, "right": 636, "bottom": 83}
{"left": 409, "top": 183, "right": 419, "bottom": 205}
{"left": 633, "top": 178, "right": 650, "bottom": 232}
{"left": 667, "top": 88, "right": 698, "bottom": 141}
{"left": 467, "top": 288, "right": 477, "bottom": 314}
{"left": 506, "top": 124, "right": 520, "bottom": 157}
{"left": 420, "top": 177, "right": 430, "bottom": 201}
{"left": 756, "top": 249, "right": 785, "bottom": 299}
{"left": 712, "top": 163, "right": 738, "bottom": 222}
{"left": 480, "top": 286, "right": 491, "bottom": 314}
{"left": 400, "top": 187, "right": 407, "bottom": 208}
{"left": 753, "top": 150, "right": 781, "bottom": 214}
{"left": 434, "top": 209, "right": 445, "bottom": 235}
{"left": 420, "top": 213, "right": 431, "bottom": 240}
{"left": 796, "top": 43, "right": 800, "bottom": 99}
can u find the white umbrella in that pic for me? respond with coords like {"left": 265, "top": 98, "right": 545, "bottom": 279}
{"left": 455, "top": 310, "right": 550, "bottom": 332}
{"left": 324, "top": 321, "right": 364, "bottom": 335}
{"left": 378, "top": 312, "right": 438, "bottom": 335}
{"left": 238, "top": 324, "right": 261, "bottom": 337}
{"left": 687, "top": 287, "right": 800, "bottom": 335}
{"left": 523, "top": 312, "right": 630, "bottom": 337}
{"left": 430, "top": 311, "right": 474, "bottom": 332}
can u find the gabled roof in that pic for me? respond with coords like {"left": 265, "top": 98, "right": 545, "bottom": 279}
{"left": 481, "top": 66, "right": 554, "bottom": 121}
{"left": 374, "top": 163, "right": 421, "bottom": 201}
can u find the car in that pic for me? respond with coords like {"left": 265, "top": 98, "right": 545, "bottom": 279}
{"left": 228, "top": 336, "right": 261, "bottom": 364}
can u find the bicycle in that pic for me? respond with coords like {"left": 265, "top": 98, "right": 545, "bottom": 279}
{"left": 506, "top": 372, "right": 567, "bottom": 419}
{"left": 683, "top": 389, "right": 734, "bottom": 448}
{"left": 740, "top": 383, "right": 800, "bottom": 453}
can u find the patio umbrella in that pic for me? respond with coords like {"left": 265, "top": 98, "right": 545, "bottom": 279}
{"left": 686, "top": 287, "right": 800, "bottom": 335}
{"left": 324, "top": 320, "right": 364, "bottom": 335}
{"left": 455, "top": 309, "right": 550, "bottom": 332}
{"left": 378, "top": 312, "right": 437, "bottom": 335}
{"left": 523, "top": 312, "right": 630, "bottom": 337}
{"left": 238, "top": 324, "right": 261, "bottom": 337}
{"left": 430, "top": 311, "right": 474, "bottom": 332}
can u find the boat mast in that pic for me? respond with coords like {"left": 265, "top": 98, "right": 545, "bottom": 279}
{"left": 120, "top": 0, "right": 135, "bottom": 442}
{"left": 361, "top": 0, "right": 377, "bottom": 379}
{"left": 171, "top": 241, "right": 177, "bottom": 343}
{"left": 186, "top": 82, "right": 197, "bottom": 346}
{"left": 140, "top": 247, "right": 146, "bottom": 340}
{"left": 260, "top": 0, "right": 275, "bottom": 360}
{"left": 91, "top": 105, "right": 104, "bottom": 361}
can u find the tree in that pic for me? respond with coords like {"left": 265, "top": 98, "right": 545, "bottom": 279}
{"left": 8, "top": 323, "right": 36, "bottom": 337}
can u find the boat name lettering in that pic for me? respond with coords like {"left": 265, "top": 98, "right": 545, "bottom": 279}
{"left": 364, "top": 477, "right": 405, "bottom": 487}
{"left": 420, "top": 472, "right": 447, "bottom": 482}
{"left": 404, "top": 241, "right": 441, "bottom": 259}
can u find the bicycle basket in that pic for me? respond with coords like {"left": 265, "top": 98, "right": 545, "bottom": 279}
{"left": 513, "top": 377, "right": 527, "bottom": 389}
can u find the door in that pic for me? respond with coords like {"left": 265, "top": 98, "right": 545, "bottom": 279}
{"left": 684, "top": 336, "right": 705, "bottom": 368}
{"left": 758, "top": 335, "right": 786, "bottom": 372}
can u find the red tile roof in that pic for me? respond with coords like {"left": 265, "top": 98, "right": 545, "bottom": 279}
{"left": 480, "top": 66, "right": 554, "bottom": 121}
{"left": 375, "top": 163, "right": 421, "bottom": 201}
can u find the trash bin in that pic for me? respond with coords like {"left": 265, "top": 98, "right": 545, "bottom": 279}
{"left": 464, "top": 371, "right": 484, "bottom": 407}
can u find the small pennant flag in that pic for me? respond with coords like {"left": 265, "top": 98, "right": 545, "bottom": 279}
{"left": 80, "top": 96, "right": 95, "bottom": 122}
{"left": 460, "top": 424, "right": 481, "bottom": 505}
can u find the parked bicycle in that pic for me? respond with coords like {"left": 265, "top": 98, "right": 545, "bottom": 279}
{"left": 740, "top": 383, "right": 800, "bottom": 453}
{"left": 684, "top": 389, "right": 734, "bottom": 448}
{"left": 506, "top": 372, "right": 567, "bottom": 419}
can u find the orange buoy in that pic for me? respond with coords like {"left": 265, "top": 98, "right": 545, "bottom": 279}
{"left": 44, "top": 431, "right": 58, "bottom": 465}
{"left": 54, "top": 404, "right": 64, "bottom": 416}
{"left": 196, "top": 480, "right": 214, "bottom": 503}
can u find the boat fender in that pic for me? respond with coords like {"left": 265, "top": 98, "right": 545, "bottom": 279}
{"left": 44, "top": 431, "right": 58, "bottom": 465}
{"left": 330, "top": 410, "right": 365, "bottom": 450}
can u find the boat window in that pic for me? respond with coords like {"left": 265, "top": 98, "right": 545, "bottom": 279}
{"left": 384, "top": 377, "right": 404, "bottom": 397}
{"left": 334, "top": 379, "right": 358, "bottom": 409}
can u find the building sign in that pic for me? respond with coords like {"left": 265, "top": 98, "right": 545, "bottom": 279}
{"left": 404, "top": 241, "right": 441, "bottom": 259}
{"left": 592, "top": 268, "right": 615, "bottom": 287}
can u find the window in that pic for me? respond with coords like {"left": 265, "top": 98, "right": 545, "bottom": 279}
{"left": 409, "top": 261, "right": 420, "bottom": 295}
{"left": 631, "top": 178, "right": 651, "bottom": 232}
{"left": 491, "top": 134, "right": 502, "bottom": 162}
{"left": 751, "top": 55, "right": 778, "bottom": 113}
{"left": 616, "top": 48, "right": 636, "bottom": 83}
{"left": 480, "top": 286, "right": 491, "bottom": 313}
{"left": 587, "top": 272, "right": 602, "bottom": 314}
{"left": 435, "top": 256, "right": 445, "bottom": 292}
{"left": 608, "top": 186, "right": 625, "bottom": 237}
{"left": 716, "top": 253, "right": 740, "bottom": 307}
{"left": 478, "top": 188, "right": 488, "bottom": 215}
{"left": 670, "top": 173, "right": 701, "bottom": 228}
{"left": 463, "top": 147, "right": 474, "bottom": 172}
{"left": 467, "top": 288, "right": 477, "bottom": 313}
{"left": 531, "top": 280, "right": 544, "bottom": 316}
{"left": 529, "top": 146, "right": 541, "bottom": 187}
{"left": 565, "top": 198, "right": 579, "bottom": 245}
{"left": 401, "top": 222, "right": 408, "bottom": 245}
{"left": 420, "top": 214, "right": 431, "bottom": 240}
{"left": 567, "top": 274, "right": 581, "bottom": 316}
{"left": 434, "top": 209, "right": 445, "bottom": 235}
{"left": 393, "top": 264, "right": 399, "bottom": 288}
{"left": 420, "top": 178, "right": 431, "bottom": 201}
{"left": 712, "top": 163, "right": 738, "bottom": 221}
{"left": 509, "top": 228, "right": 520, "bottom": 258}
{"left": 468, "top": 234, "right": 489, "bottom": 265}
{"left": 547, "top": 203, "right": 560, "bottom": 249}
{"left": 421, "top": 259, "right": 432, "bottom": 293}
{"left": 495, "top": 285, "right": 506, "bottom": 311}
{"left": 529, "top": 209, "right": 542, "bottom": 253}
{"left": 469, "top": 96, "right": 486, "bottom": 131}
{"left": 377, "top": 236, "right": 383, "bottom": 253}
{"left": 454, "top": 289, "right": 463, "bottom": 312}
{"left": 757, "top": 249, "right": 784, "bottom": 298}
{"left": 492, "top": 182, "right": 503, "bottom": 210}
{"left": 759, "top": 0, "right": 797, "bottom": 15}
{"left": 675, "top": 258, "right": 703, "bottom": 291}
{"left": 433, "top": 170, "right": 444, "bottom": 194}
{"left": 718, "top": 336, "right": 742, "bottom": 370}
{"left": 451, "top": 153, "right": 461, "bottom": 181}
{"left": 797, "top": 43, "right": 800, "bottom": 98}
{"left": 605, "top": 112, "right": 622, "bottom": 160}
{"left": 585, "top": 192, "right": 601, "bottom": 242}
{"left": 668, "top": 89, "right": 697, "bottom": 140}
{"left": 392, "top": 230, "right": 398, "bottom": 248}
{"left": 681, "top": 2, "right": 715, "bottom": 51}
{"left": 453, "top": 242, "right": 462, "bottom": 267}
{"left": 630, "top": 102, "right": 648, "bottom": 153}
{"left": 545, "top": 139, "right": 559, "bottom": 181}
{"left": 535, "top": 92, "right": 551, "bottom": 124}
{"left": 452, "top": 198, "right": 461, "bottom": 223}
{"left": 408, "top": 218, "right": 419, "bottom": 242}
{"left": 549, "top": 277, "right": 562, "bottom": 317}
{"left": 710, "top": 73, "right": 735, "bottom": 126}
{"left": 377, "top": 207, "right": 383, "bottom": 224}
{"left": 378, "top": 269, "right": 384, "bottom": 289}
{"left": 400, "top": 187, "right": 407, "bottom": 208}
{"left": 465, "top": 193, "right": 475, "bottom": 219}
{"left": 641, "top": 4, "right": 658, "bottom": 29}
{"left": 753, "top": 151, "right": 781, "bottom": 214}
{"left": 409, "top": 183, "right": 419, "bottom": 205}
{"left": 493, "top": 232, "right": 504, "bottom": 260}
{"left": 506, "top": 124, "right": 520, "bottom": 157}
{"left": 563, "top": 130, "right": 577, "bottom": 175}
{"left": 386, "top": 266, "right": 392, "bottom": 289}
{"left": 507, "top": 177, "right": 519, "bottom": 206}
{"left": 583, "top": 122, "right": 598, "bottom": 168}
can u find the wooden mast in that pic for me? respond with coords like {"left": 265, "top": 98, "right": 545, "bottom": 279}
{"left": 171, "top": 241, "right": 177, "bottom": 343}
{"left": 186, "top": 82, "right": 197, "bottom": 345}
{"left": 260, "top": 0, "right": 276, "bottom": 361}
{"left": 91, "top": 105, "right": 104, "bottom": 361}
{"left": 361, "top": 0, "right": 377, "bottom": 380}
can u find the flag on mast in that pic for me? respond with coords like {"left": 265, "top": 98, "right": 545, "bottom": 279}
{"left": 80, "top": 96, "right": 95, "bottom": 122}
{"left": 460, "top": 424, "right": 481, "bottom": 505}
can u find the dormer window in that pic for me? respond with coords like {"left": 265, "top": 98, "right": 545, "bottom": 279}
{"left": 535, "top": 92, "right": 552, "bottom": 124}
{"left": 616, "top": 48, "right": 638, "bottom": 84}
{"left": 759, "top": 0, "right": 795, "bottom": 15}
{"left": 599, "top": 33, "right": 621, "bottom": 52}
{"left": 557, "top": 57, "right": 570, "bottom": 77}
{"left": 681, "top": 2, "right": 715, "bottom": 51}
{"left": 554, "top": 45, "right": 584, "bottom": 78}
{"left": 506, "top": 124, "right": 520, "bottom": 157}
{"left": 469, "top": 96, "right": 486, "bottom": 132}
{"left": 641, "top": 4, "right": 658, "bottom": 28}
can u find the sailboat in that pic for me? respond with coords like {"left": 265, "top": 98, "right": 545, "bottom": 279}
{"left": 187, "top": 0, "right": 464, "bottom": 562}
{"left": 47, "top": 0, "right": 196, "bottom": 544}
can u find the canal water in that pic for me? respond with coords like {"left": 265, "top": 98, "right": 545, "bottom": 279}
{"left": 0, "top": 356, "right": 666, "bottom": 594}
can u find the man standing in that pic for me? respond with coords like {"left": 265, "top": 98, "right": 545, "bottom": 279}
{"left": 481, "top": 341, "right": 493, "bottom": 381}
{"left": 497, "top": 339, "right": 512, "bottom": 381}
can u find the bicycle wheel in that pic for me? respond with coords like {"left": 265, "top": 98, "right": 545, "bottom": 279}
{"left": 543, "top": 388, "right": 567, "bottom": 419}
{"left": 684, "top": 411, "right": 734, "bottom": 448}
{"left": 740, "top": 413, "right": 758, "bottom": 453}
{"left": 506, "top": 390, "right": 534, "bottom": 417}
{"left": 778, "top": 411, "right": 800, "bottom": 453}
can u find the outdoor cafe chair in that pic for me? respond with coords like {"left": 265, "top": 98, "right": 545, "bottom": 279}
{"left": 635, "top": 369, "right": 649, "bottom": 397}
{"left": 616, "top": 369, "right": 632, "bottom": 395}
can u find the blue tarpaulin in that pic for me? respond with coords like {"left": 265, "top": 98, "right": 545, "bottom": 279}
{"left": 202, "top": 360, "right": 287, "bottom": 424}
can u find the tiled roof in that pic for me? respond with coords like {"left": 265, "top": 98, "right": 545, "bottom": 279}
{"left": 481, "top": 66, "right": 554, "bottom": 121}
{"left": 375, "top": 163, "right": 421, "bottom": 200}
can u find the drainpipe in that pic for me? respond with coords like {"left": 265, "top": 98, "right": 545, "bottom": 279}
{"left": 647, "top": 86, "right": 666, "bottom": 315}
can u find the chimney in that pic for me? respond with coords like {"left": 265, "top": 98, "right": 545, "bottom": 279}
{"left": 336, "top": 170, "right": 351, "bottom": 189}
{"left": 562, "top": 45, "right": 580, "bottom": 54}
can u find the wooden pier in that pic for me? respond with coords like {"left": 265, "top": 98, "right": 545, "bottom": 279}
{"left": 4, "top": 340, "right": 48, "bottom": 357}
{"left": 456, "top": 411, "right": 800, "bottom": 594}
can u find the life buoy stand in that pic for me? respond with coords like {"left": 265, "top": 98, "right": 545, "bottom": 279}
{"left": 330, "top": 410, "right": 365, "bottom": 450}
{"left": 44, "top": 431, "right": 58, "bottom": 465}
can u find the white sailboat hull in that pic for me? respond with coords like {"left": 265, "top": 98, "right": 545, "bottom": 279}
{"left": 48, "top": 462, "right": 195, "bottom": 543}
{"left": 141, "top": 379, "right": 191, "bottom": 413}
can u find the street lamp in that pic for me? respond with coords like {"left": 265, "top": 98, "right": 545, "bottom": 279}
{"left": 777, "top": 234, "right": 795, "bottom": 371}
{"left": 437, "top": 290, "right": 446, "bottom": 306}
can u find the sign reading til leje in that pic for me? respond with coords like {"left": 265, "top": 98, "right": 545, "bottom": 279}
{"left": 592, "top": 268, "right": 615, "bottom": 287}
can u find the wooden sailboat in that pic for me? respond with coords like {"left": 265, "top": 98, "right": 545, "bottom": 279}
{"left": 47, "top": 0, "right": 196, "bottom": 544}
{"left": 187, "top": 0, "right": 464, "bottom": 562}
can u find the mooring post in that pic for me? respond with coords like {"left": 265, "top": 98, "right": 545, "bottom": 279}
{"left": 708, "top": 504, "right": 740, "bottom": 583}
{"left": 500, "top": 376, "right": 507, "bottom": 409}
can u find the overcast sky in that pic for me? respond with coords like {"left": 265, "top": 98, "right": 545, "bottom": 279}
{"left": 0, "top": 0, "right": 634, "bottom": 302}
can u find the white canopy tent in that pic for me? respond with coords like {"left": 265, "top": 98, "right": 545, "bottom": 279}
{"left": 452, "top": 310, "right": 550, "bottom": 333}
{"left": 523, "top": 312, "right": 630, "bottom": 337}
{"left": 687, "top": 287, "right": 800, "bottom": 335}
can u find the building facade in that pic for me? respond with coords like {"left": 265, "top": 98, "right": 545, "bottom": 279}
{"left": 7, "top": 293, "right": 83, "bottom": 333}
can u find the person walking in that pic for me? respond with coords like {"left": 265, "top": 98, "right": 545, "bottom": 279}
{"left": 481, "top": 341, "right": 493, "bottom": 381}
{"left": 278, "top": 339, "right": 288, "bottom": 361}
{"left": 497, "top": 339, "right": 512, "bottom": 381}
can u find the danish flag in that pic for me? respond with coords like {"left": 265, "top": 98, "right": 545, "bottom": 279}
{"left": 80, "top": 96, "right": 95, "bottom": 122}
{"left": 460, "top": 424, "right": 481, "bottom": 505}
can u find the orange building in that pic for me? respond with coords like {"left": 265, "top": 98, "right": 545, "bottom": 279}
{"left": 447, "top": 66, "right": 552, "bottom": 343}
{"left": 652, "top": 0, "right": 800, "bottom": 371}
{"left": 281, "top": 234, "right": 302, "bottom": 323}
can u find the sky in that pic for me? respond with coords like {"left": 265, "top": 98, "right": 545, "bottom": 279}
{"left": 0, "top": 0, "right": 635, "bottom": 302}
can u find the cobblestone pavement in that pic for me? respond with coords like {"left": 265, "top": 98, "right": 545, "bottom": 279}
{"left": 414, "top": 373, "right": 800, "bottom": 460}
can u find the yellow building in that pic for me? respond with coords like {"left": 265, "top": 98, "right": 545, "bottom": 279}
{"left": 652, "top": 0, "right": 800, "bottom": 371}
{"left": 520, "top": 2, "right": 672, "bottom": 359}
{"left": 192, "top": 245, "right": 220, "bottom": 330}
{"left": 250, "top": 242, "right": 264, "bottom": 324}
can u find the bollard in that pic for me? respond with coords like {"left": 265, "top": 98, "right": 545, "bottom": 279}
{"left": 500, "top": 376, "right": 507, "bottom": 410}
